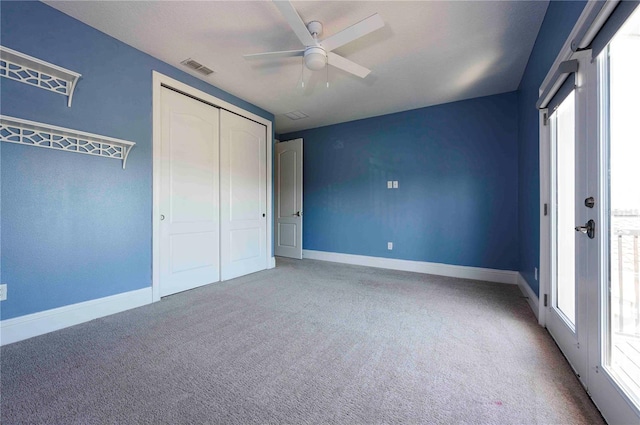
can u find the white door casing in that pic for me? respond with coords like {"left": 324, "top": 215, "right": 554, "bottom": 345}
{"left": 220, "top": 110, "right": 268, "bottom": 280}
{"left": 159, "top": 87, "right": 220, "bottom": 297}
{"left": 275, "top": 138, "right": 303, "bottom": 259}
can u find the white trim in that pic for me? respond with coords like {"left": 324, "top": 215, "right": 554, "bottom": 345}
{"left": 302, "top": 250, "right": 518, "bottom": 285}
{"left": 518, "top": 272, "right": 540, "bottom": 321}
{"left": 0, "top": 287, "right": 152, "bottom": 346}
{"left": 152, "top": 71, "right": 274, "bottom": 302}
{"left": 269, "top": 257, "right": 277, "bottom": 269}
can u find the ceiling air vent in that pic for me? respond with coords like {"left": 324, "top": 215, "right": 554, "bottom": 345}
{"left": 180, "top": 58, "right": 214, "bottom": 76}
{"left": 284, "top": 110, "right": 309, "bottom": 120}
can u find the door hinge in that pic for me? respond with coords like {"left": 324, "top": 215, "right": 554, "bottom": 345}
{"left": 544, "top": 294, "right": 548, "bottom": 307}
{"left": 543, "top": 112, "right": 548, "bottom": 126}
{"left": 544, "top": 203, "right": 548, "bottom": 216}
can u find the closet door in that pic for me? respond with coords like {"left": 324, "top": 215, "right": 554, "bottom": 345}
{"left": 220, "top": 110, "right": 267, "bottom": 280}
{"left": 159, "top": 87, "right": 220, "bottom": 296}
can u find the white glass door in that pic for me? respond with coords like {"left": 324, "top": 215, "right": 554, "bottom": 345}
{"left": 587, "top": 8, "right": 640, "bottom": 423}
{"left": 547, "top": 73, "right": 588, "bottom": 384}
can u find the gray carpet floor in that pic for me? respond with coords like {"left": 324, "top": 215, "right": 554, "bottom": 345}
{"left": 1, "top": 258, "right": 604, "bottom": 424}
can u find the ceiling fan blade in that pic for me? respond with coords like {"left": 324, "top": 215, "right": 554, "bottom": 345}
{"left": 273, "top": 1, "right": 316, "bottom": 47}
{"left": 321, "top": 13, "right": 384, "bottom": 52}
{"left": 243, "top": 50, "right": 305, "bottom": 60}
{"left": 327, "top": 52, "right": 371, "bottom": 78}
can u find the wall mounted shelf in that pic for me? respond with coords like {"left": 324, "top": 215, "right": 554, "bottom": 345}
{"left": 0, "top": 46, "right": 81, "bottom": 107}
{"left": 0, "top": 116, "right": 135, "bottom": 169}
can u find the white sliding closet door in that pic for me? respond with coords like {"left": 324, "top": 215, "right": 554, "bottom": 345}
{"left": 220, "top": 110, "right": 267, "bottom": 280}
{"left": 159, "top": 87, "right": 220, "bottom": 296}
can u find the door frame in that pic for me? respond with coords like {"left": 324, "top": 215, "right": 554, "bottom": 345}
{"left": 151, "top": 71, "right": 274, "bottom": 302}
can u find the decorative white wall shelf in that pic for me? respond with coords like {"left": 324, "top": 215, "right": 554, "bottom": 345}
{"left": 0, "top": 116, "right": 135, "bottom": 169}
{"left": 0, "top": 46, "right": 81, "bottom": 107}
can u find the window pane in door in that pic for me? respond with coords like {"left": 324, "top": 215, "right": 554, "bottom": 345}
{"left": 554, "top": 91, "right": 577, "bottom": 326}
{"left": 605, "top": 7, "right": 640, "bottom": 405}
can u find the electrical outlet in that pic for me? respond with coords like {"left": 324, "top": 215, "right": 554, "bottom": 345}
{"left": 534, "top": 267, "right": 538, "bottom": 280}
{"left": 0, "top": 284, "right": 7, "bottom": 301}
{"left": 387, "top": 242, "right": 393, "bottom": 250}
{"left": 387, "top": 181, "right": 393, "bottom": 189}
{"left": 393, "top": 181, "right": 398, "bottom": 189}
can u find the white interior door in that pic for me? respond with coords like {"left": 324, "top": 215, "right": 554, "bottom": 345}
{"left": 275, "top": 138, "right": 303, "bottom": 259}
{"left": 159, "top": 87, "right": 220, "bottom": 297}
{"left": 220, "top": 110, "right": 267, "bottom": 280}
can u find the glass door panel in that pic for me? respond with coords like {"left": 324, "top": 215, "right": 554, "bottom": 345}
{"left": 555, "top": 91, "right": 577, "bottom": 327}
{"left": 548, "top": 79, "right": 587, "bottom": 383}
{"left": 602, "top": 8, "right": 640, "bottom": 407}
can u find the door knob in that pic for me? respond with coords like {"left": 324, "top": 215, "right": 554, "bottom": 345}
{"left": 575, "top": 219, "right": 595, "bottom": 239}
{"left": 160, "top": 214, "right": 165, "bottom": 221}
{"left": 295, "top": 211, "right": 302, "bottom": 217}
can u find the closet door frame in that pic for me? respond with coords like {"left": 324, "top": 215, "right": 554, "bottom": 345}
{"left": 151, "top": 71, "right": 274, "bottom": 302}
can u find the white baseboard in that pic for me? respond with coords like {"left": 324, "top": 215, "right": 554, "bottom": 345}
{"left": 517, "top": 272, "right": 540, "bottom": 321}
{"left": 0, "top": 287, "right": 153, "bottom": 346}
{"left": 269, "top": 257, "right": 276, "bottom": 269}
{"left": 302, "top": 250, "right": 518, "bottom": 285}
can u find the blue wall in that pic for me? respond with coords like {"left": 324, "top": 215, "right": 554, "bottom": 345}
{"left": 517, "top": 1, "right": 586, "bottom": 295}
{"left": 282, "top": 92, "right": 519, "bottom": 271}
{"left": 0, "top": 1, "right": 273, "bottom": 320}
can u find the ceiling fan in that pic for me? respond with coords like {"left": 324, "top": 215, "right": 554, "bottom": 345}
{"left": 243, "top": 1, "right": 385, "bottom": 79}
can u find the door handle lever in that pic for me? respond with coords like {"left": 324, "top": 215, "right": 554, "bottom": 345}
{"left": 575, "top": 219, "right": 595, "bottom": 239}
{"left": 294, "top": 211, "right": 302, "bottom": 217}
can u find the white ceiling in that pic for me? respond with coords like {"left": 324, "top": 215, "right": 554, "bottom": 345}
{"left": 44, "top": 1, "right": 549, "bottom": 134}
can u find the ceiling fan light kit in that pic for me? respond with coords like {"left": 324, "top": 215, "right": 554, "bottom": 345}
{"left": 243, "top": 1, "right": 384, "bottom": 80}
{"left": 304, "top": 46, "right": 326, "bottom": 71}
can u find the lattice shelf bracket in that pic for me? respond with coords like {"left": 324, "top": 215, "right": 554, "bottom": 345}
{"left": 0, "top": 116, "right": 135, "bottom": 169}
{"left": 0, "top": 46, "right": 82, "bottom": 107}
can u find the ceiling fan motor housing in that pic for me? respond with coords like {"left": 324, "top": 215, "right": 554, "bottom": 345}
{"left": 307, "top": 21, "right": 323, "bottom": 37}
{"left": 304, "top": 46, "right": 327, "bottom": 71}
